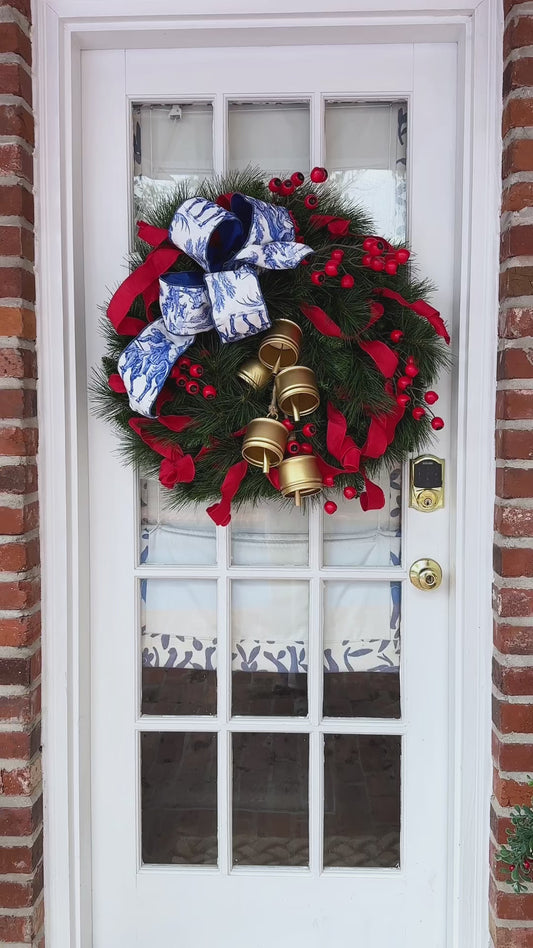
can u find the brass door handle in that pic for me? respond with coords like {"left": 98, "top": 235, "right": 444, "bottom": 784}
{"left": 409, "top": 558, "right": 443, "bottom": 590}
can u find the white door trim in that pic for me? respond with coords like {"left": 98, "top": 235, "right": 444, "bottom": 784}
{"left": 33, "top": 2, "right": 501, "bottom": 946}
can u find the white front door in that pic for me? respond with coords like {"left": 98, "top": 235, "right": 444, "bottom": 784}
{"left": 82, "top": 37, "right": 456, "bottom": 948}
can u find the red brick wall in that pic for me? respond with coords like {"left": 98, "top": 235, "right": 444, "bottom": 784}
{"left": 0, "top": 0, "right": 43, "bottom": 944}
{"left": 492, "top": 2, "right": 533, "bottom": 944}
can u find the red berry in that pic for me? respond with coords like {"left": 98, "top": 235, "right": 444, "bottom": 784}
{"left": 268, "top": 177, "right": 282, "bottom": 193}
{"left": 310, "top": 166, "right": 328, "bottom": 183}
{"left": 343, "top": 486, "right": 357, "bottom": 500}
{"left": 371, "top": 258, "right": 385, "bottom": 271}
{"left": 189, "top": 363, "right": 204, "bottom": 378}
{"left": 281, "top": 419, "right": 295, "bottom": 431}
{"left": 331, "top": 249, "right": 344, "bottom": 262}
{"left": 385, "top": 261, "right": 398, "bottom": 275}
{"left": 291, "top": 171, "right": 305, "bottom": 187}
{"left": 369, "top": 243, "right": 382, "bottom": 257}
{"left": 323, "top": 475, "right": 335, "bottom": 487}
{"left": 324, "top": 261, "right": 339, "bottom": 277}
{"left": 406, "top": 355, "right": 416, "bottom": 363}
{"left": 324, "top": 500, "right": 338, "bottom": 515}
{"left": 431, "top": 416, "right": 445, "bottom": 430}
{"left": 397, "top": 376, "right": 412, "bottom": 391}
{"left": 300, "top": 442, "right": 313, "bottom": 454}
{"left": 311, "top": 270, "right": 326, "bottom": 285}
{"left": 395, "top": 248, "right": 410, "bottom": 264}
{"left": 177, "top": 356, "right": 191, "bottom": 369}
{"left": 390, "top": 330, "right": 404, "bottom": 343}
{"left": 340, "top": 274, "right": 355, "bottom": 288}
{"left": 304, "top": 194, "right": 319, "bottom": 210}
{"left": 176, "top": 373, "right": 188, "bottom": 388}
{"left": 405, "top": 363, "right": 419, "bottom": 378}
{"left": 280, "top": 179, "right": 295, "bottom": 196}
{"left": 362, "top": 254, "right": 373, "bottom": 267}
{"left": 524, "top": 861, "right": 531, "bottom": 871}
{"left": 424, "top": 391, "right": 439, "bottom": 405}
{"left": 185, "top": 379, "right": 200, "bottom": 395}
{"left": 509, "top": 864, "right": 516, "bottom": 871}
{"left": 301, "top": 258, "right": 309, "bottom": 266}
{"left": 287, "top": 440, "right": 301, "bottom": 455}
{"left": 302, "top": 422, "right": 316, "bottom": 437}
{"left": 202, "top": 384, "right": 217, "bottom": 399}
{"left": 412, "top": 406, "right": 426, "bottom": 420}
{"left": 396, "top": 394, "right": 410, "bottom": 407}
{"left": 362, "top": 237, "right": 376, "bottom": 251}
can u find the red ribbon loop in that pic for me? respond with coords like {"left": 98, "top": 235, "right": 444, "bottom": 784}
{"left": 374, "top": 288, "right": 450, "bottom": 344}
{"left": 309, "top": 214, "right": 351, "bottom": 237}
{"left": 136, "top": 221, "right": 171, "bottom": 247}
{"left": 128, "top": 417, "right": 195, "bottom": 482}
{"left": 108, "top": 373, "right": 126, "bottom": 393}
{"left": 358, "top": 339, "right": 399, "bottom": 378}
{"left": 359, "top": 472, "right": 386, "bottom": 510}
{"left": 107, "top": 244, "right": 182, "bottom": 337}
{"left": 206, "top": 460, "right": 248, "bottom": 526}
{"left": 326, "top": 403, "right": 361, "bottom": 472}
{"left": 159, "top": 451, "right": 196, "bottom": 488}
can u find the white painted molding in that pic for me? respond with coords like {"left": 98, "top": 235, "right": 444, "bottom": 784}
{"left": 33, "top": 2, "right": 501, "bottom": 946}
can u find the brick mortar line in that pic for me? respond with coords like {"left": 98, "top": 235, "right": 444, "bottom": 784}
{"left": 500, "top": 255, "right": 533, "bottom": 271}
{"left": 493, "top": 683, "right": 533, "bottom": 704}
{"left": 496, "top": 380, "right": 533, "bottom": 391}
{"left": 0, "top": 419, "right": 38, "bottom": 431}
{"left": 0, "top": 95, "right": 32, "bottom": 117}
{"left": 0, "top": 381, "right": 37, "bottom": 392}
{"left": 503, "top": 126, "right": 533, "bottom": 148}
{"left": 0, "top": 758, "right": 41, "bottom": 773}
{"left": 495, "top": 495, "right": 533, "bottom": 506}
{"left": 0, "top": 829, "right": 42, "bottom": 850}
{"left": 0, "top": 529, "right": 38, "bottom": 546}
{"left": 0, "top": 869, "right": 42, "bottom": 884}
{"left": 0, "top": 338, "right": 35, "bottom": 351}
{"left": 494, "top": 532, "right": 533, "bottom": 548}
{"left": 0, "top": 602, "right": 41, "bottom": 621}
{"left": 493, "top": 575, "right": 533, "bottom": 589}
{"left": 500, "top": 298, "right": 533, "bottom": 312}
{"left": 491, "top": 796, "right": 520, "bottom": 817}
{"left": 0, "top": 136, "right": 33, "bottom": 157}
{"left": 493, "top": 723, "right": 533, "bottom": 743}
{"left": 498, "top": 337, "right": 533, "bottom": 348}
{"left": 503, "top": 86, "right": 533, "bottom": 108}
{"left": 0, "top": 568, "right": 40, "bottom": 583}
{"left": 0, "top": 218, "right": 33, "bottom": 232}
{"left": 0, "top": 788, "right": 43, "bottom": 809}
{"left": 0, "top": 640, "right": 41, "bottom": 659}
{"left": 0, "top": 7, "right": 31, "bottom": 33}
{"left": 0, "top": 258, "right": 34, "bottom": 275}
{"left": 496, "top": 457, "right": 533, "bottom": 466}
{"left": 0, "top": 300, "right": 34, "bottom": 312}
{"left": 502, "top": 171, "right": 533, "bottom": 190}
{"left": 504, "top": 2, "right": 533, "bottom": 27}
{"left": 0, "top": 493, "right": 39, "bottom": 506}
{"left": 495, "top": 614, "right": 533, "bottom": 626}
{"left": 494, "top": 647, "right": 533, "bottom": 668}
{"left": 0, "top": 682, "right": 40, "bottom": 699}
{"left": 503, "top": 45, "right": 533, "bottom": 70}
{"left": 0, "top": 890, "right": 45, "bottom": 918}
{"left": 0, "top": 179, "right": 32, "bottom": 195}
{"left": 497, "top": 419, "right": 533, "bottom": 429}
{"left": 0, "top": 55, "right": 31, "bottom": 79}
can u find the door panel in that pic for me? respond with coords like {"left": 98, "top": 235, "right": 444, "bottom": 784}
{"left": 83, "top": 40, "right": 456, "bottom": 948}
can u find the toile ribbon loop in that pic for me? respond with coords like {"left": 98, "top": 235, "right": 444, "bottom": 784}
{"left": 117, "top": 194, "right": 313, "bottom": 417}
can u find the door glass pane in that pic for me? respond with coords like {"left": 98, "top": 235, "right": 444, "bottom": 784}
{"left": 132, "top": 101, "right": 214, "bottom": 216}
{"left": 141, "top": 579, "right": 217, "bottom": 715}
{"left": 323, "top": 467, "right": 401, "bottom": 568}
{"left": 230, "top": 501, "right": 309, "bottom": 566}
{"left": 228, "top": 101, "right": 310, "bottom": 173}
{"left": 140, "top": 479, "right": 217, "bottom": 566}
{"left": 323, "top": 581, "right": 401, "bottom": 718}
{"left": 141, "top": 731, "right": 217, "bottom": 866}
{"left": 231, "top": 580, "right": 308, "bottom": 716}
{"left": 232, "top": 732, "right": 309, "bottom": 866}
{"left": 324, "top": 734, "right": 400, "bottom": 868}
{"left": 325, "top": 100, "right": 407, "bottom": 241}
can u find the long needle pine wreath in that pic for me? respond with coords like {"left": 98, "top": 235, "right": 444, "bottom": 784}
{"left": 92, "top": 167, "right": 450, "bottom": 525}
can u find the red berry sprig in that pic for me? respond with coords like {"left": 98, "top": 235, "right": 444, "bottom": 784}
{"left": 310, "top": 166, "right": 328, "bottom": 183}
{"left": 361, "top": 236, "right": 410, "bottom": 274}
{"left": 324, "top": 500, "right": 337, "bottom": 515}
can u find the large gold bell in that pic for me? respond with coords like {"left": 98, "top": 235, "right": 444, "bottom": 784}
{"left": 275, "top": 365, "right": 320, "bottom": 422}
{"left": 242, "top": 418, "right": 288, "bottom": 475}
{"left": 279, "top": 454, "right": 323, "bottom": 507}
{"left": 258, "top": 319, "right": 302, "bottom": 373}
{"left": 237, "top": 358, "right": 273, "bottom": 390}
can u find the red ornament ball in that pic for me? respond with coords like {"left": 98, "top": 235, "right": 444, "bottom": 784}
{"left": 310, "top": 166, "right": 328, "bottom": 183}
{"left": 302, "top": 422, "right": 316, "bottom": 438}
{"left": 189, "top": 363, "right": 204, "bottom": 378}
{"left": 202, "top": 385, "right": 217, "bottom": 399}
{"left": 268, "top": 177, "right": 282, "bottom": 194}
{"left": 396, "top": 394, "right": 410, "bottom": 407}
{"left": 362, "top": 237, "right": 376, "bottom": 251}
{"left": 185, "top": 379, "right": 200, "bottom": 395}
{"left": 280, "top": 179, "right": 295, "bottom": 196}
{"left": 385, "top": 260, "right": 398, "bottom": 275}
{"left": 395, "top": 248, "right": 410, "bottom": 264}
{"left": 300, "top": 443, "right": 313, "bottom": 454}
{"left": 287, "top": 440, "right": 301, "bottom": 455}
{"left": 371, "top": 258, "right": 385, "bottom": 272}
{"left": 424, "top": 390, "right": 439, "bottom": 405}
{"left": 509, "top": 865, "right": 516, "bottom": 872}
{"left": 300, "top": 258, "right": 309, "bottom": 266}
{"left": 397, "top": 376, "right": 412, "bottom": 391}
{"left": 291, "top": 171, "right": 305, "bottom": 187}
{"left": 331, "top": 249, "right": 344, "bottom": 262}
{"left": 177, "top": 355, "right": 191, "bottom": 369}
{"left": 340, "top": 274, "right": 355, "bottom": 289}
{"left": 304, "top": 194, "right": 319, "bottom": 210}
{"left": 405, "top": 363, "right": 419, "bottom": 378}
{"left": 362, "top": 254, "right": 373, "bottom": 268}
{"left": 324, "top": 500, "right": 338, "bottom": 515}
{"left": 412, "top": 406, "right": 426, "bottom": 420}
{"left": 311, "top": 270, "right": 326, "bottom": 285}
{"left": 323, "top": 475, "right": 335, "bottom": 487}
{"left": 390, "top": 329, "right": 404, "bottom": 343}
{"left": 281, "top": 418, "right": 295, "bottom": 431}
{"left": 524, "top": 860, "right": 531, "bottom": 871}
{"left": 176, "top": 373, "right": 188, "bottom": 388}
{"left": 343, "top": 486, "right": 357, "bottom": 500}
{"left": 431, "top": 417, "right": 445, "bottom": 430}
{"left": 324, "top": 261, "right": 339, "bottom": 277}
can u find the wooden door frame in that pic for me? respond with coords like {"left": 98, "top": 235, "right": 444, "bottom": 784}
{"left": 33, "top": 2, "right": 501, "bottom": 946}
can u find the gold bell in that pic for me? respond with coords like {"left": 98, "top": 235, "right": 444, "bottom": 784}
{"left": 258, "top": 319, "right": 302, "bottom": 374}
{"left": 275, "top": 365, "right": 320, "bottom": 422}
{"left": 242, "top": 418, "right": 288, "bottom": 475}
{"left": 279, "top": 454, "right": 323, "bottom": 507}
{"left": 237, "top": 358, "right": 273, "bottom": 390}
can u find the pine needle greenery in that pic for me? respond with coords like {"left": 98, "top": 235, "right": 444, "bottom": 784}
{"left": 497, "top": 781, "right": 533, "bottom": 893}
{"left": 91, "top": 168, "right": 450, "bottom": 513}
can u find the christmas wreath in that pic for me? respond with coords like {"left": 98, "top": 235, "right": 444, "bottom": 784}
{"left": 93, "top": 167, "right": 450, "bottom": 525}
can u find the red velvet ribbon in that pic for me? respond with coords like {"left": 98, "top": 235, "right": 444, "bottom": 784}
{"left": 326, "top": 403, "right": 361, "bottom": 472}
{"left": 309, "top": 214, "right": 351, "bottom": 237}
{"left": 206, "top": 460, "right": 248, "bottom": 526}
{"left": 108, "top": 373, "right": 126, "bottom": 393}
{"left": 300, "top": 303, "right": 397, "bottom": 376}
{"left": 358, "top": 340, "right": 398, "bottom": 378}
{"left": 107, "top": 221, "right": 182, "bottom": 337}
{"left": 128, "top": 417, "right": 195, "bottom": 486}
{"left": 359, "top": 472, "right": 385, "bottom": 510}
{"left": 215, "top": 193, "right": 234, "bottom": 210}
{"left": 374, "top": 288, "right": 450, "bottom": 344}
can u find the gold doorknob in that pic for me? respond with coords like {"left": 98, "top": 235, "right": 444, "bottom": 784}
{"left": 409, "top": 558, "right": 443, "bottom": 590}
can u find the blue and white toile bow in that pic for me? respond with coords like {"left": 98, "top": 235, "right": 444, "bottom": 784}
{"left": 118, "top": 193, "right": 313, "bottom": 417}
